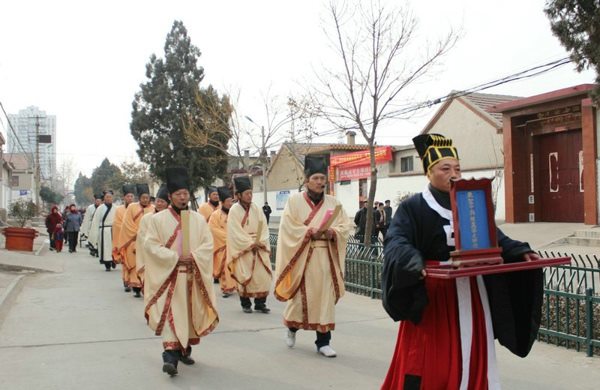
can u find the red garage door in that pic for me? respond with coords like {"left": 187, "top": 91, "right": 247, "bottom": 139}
{"left": 537, "top": 130, "right": 583, "bottom": 222}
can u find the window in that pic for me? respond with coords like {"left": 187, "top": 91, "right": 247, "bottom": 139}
{"left": 10, "top": 176, "right": 19, "bottom": 187}
{"left": 400, "top": 156, "right": 413, "bottom": 172}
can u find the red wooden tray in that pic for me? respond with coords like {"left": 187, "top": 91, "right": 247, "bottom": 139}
{"left": 426, "top": 257, "right": 571, "bottom": 279}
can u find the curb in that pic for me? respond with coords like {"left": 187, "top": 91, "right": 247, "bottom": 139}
{"left": 0, "top": 274, "right": 25, "bottom": 310}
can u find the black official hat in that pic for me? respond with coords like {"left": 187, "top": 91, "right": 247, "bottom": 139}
{"left": 156, "top": 184, "right": 169, "bottom": 202}
{"left": 233, "top": 176, "right": 252, "bottom": 194}
{"left": 412, "top": 133, "right": 459, "bottom": 174}
{"left": 94, "top": 193, "right": 103, "bottom": 200}
{"left": 166, "top": 167, "right": 190, "bottom": 194}
{"left": 217, "top": 186, "right": 233, "bottom": 202}
{"left": 304, "top": 155, "right": 328, "bottom": 178}
{"left": 207, "top": 186, "right": 218, "bottom": 195}
{"left": 136, "top": 183, "right": 150, "bottom": 196}
{"left": 122, "top": 184, "right": 136, "bottom": 196}
{"left": 103, "top": 189, "right": 114, "bottom": 196}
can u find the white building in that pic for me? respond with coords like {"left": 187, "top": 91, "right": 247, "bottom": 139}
{"left": 7, "top": 106, "right": 56, "bottom": 183}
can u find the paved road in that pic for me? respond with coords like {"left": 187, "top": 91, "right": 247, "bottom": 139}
{"left": 0, "top": 247, "right": 599, "bottom": 389}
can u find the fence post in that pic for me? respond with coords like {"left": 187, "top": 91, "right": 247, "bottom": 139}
{"left": 585, "top": 288, "right": 593, "bottom": 357}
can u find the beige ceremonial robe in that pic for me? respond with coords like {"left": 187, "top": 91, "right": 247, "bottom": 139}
{"left": 208, "top": 209, "right": 236, "bottom": 294}
{"left": 199, "top": 202, "right": 219, "bottom": 222}
{"left": 112, "top": 205, "right": 128, "bottom": 283}
{"left": 275, "top": 192, "right": 352, "bottom": 332}
{"left": 89, "top": 203, "right": 117, "bottom": 263}
{"left": 135, "top": 211, "right": 155, "bottom": 285}
{"left": 226, "top": 202, "right": 272, "bottom": 298}
{"left": 144, "top": 207, "right": 219, "bottom": 351}
{"left": 119, "top": 202, "right": 155, "bottom": 289}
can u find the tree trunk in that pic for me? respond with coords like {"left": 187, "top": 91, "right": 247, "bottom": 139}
{"left": 363, "top": 143, "right": 378, "bottom": 248}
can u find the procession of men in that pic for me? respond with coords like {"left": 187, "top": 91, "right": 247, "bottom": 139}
{"left": 71, "top": 145, "right": 546, "bottom": 387}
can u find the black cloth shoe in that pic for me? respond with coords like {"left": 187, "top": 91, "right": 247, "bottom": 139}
{"left": 179, "top": 346, "right": 195, "bottom": 365}
{"left": 133, "top": 287, "right": 142, "bottom": 298}
{"left": 254, "top": 306, "right": 271, "bottom": 314}
{"left": 242, "top": 307, "right": 253, "bottom": 313}
{"left": 162, "top": 351, "right": 179, "bottom": 376}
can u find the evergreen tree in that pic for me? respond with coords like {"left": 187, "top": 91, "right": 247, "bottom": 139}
{"left": 545, "top": 0, "right": 600, "bottom": 100}
{"left": 91, "top": 158, "right": 125, "bottom": 196}
{"left": 74, "top": 173, "right": 93, "bottom": 205}
{"left": 130, "top": 20, "right": 231, "bottom": 193}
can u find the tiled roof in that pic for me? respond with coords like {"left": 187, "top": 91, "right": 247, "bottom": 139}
{"left": 461, "top": 92, "right": 522, "bottom": 125}
{"left": 4, "top": 153, "right": 32, "bottom": 171}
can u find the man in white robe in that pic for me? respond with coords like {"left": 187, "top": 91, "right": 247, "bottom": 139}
{"left": 89, "top": 190, "right": 117, "bottom": 271}
{"left": 80, "top": 194, "right": 102, "bottom": 256}
{"left": 143, "top": 167, "right": 219, "bottom": 377}
{"left": 275, "top": 155, "right": 352, "bottom": 358}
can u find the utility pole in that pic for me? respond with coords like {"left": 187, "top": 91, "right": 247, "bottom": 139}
{"left": 34, "top": 116, "right": 41, "bottom": 210}
{"left": 260, "top": 126, "right": 268, "bottom": 205}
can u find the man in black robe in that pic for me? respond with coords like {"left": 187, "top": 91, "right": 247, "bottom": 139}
{"left": 381, "top": 133, "right": 543, "bottom": 390}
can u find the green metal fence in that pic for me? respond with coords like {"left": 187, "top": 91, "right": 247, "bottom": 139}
{"left": 269, "top": 233, "right": 600, "bottom": 357}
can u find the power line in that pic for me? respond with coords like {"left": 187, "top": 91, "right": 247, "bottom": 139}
{"left": 275, "top": 56, "right": 574, "bottom": 146}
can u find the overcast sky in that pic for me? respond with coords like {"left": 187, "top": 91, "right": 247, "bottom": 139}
{"left": 0, "top": 0, "right": 595, "bottom": 180}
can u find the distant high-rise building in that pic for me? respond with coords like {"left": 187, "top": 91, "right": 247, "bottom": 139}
{"left": 7, "top": 106, "right": 57, "bottom": 183}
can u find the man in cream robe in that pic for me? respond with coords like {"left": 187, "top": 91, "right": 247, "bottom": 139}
{"left": 113, "top": 184, "right": 135, "bottom": 291}
{"left": 118, "top": 183, "right": 155, "bottom": 297}
{"left": 81, "top": 194, "right": 102, "bottom": 256}
{"left": 208, "top": 186, "right": 236, "bottom": 297}
{"left": 89, "top": 190, "right": 118, "bottom": 271}
{"left": 137, "top": 184, "right": 169, "bottom": 287}
{"left": 198, "top": 186, "right": 220, "bottom": 221}
{"left": 143, "top": 167, "right": 218, "bottom": 377}
{"left": 275, "top": 155, "right": 352, "bottom": 358}
{"left": 227, "top": 176, "right": 272, "bottom": 313}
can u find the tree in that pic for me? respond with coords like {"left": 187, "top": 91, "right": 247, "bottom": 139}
{"left": 131, "top": 20, "right": 232, "bottom": 195}
{"left": 74, "top": 173, "right": 93, "bottom": 205}
{"left": 311, "top": 0, "right": 457, "bottom": 246}
{"left": 545, "top": 0, "right": 600, "bottom": 101}
{"left": 119, "top": 161, "right": 153, "bottom": 184}
{"left": 91, "top": 158, "right": 125, "bottom": 197}
{"left": 39, "top": 186, "right": 64, "bottom": 206}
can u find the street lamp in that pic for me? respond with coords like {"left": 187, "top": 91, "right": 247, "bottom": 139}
{"left": 245, "top": 116, "right": 268, "bottom": 206}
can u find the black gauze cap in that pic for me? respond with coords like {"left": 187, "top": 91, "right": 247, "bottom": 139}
{"left": 412, "top": 133, "right": 459, "bottom": 173}
{"left": 122, "top": 184, "right": 136, "bottom": 196}
{"left": 166, "top": 167, "right": 190, "bottom": 194}
{"left": 233, "top": 176, "right": 252, "bottom": 194}
{"left": 304, "top": 155, "right": 328, "bottom": 178}
{"left": 136, "top": 183, "right": 150, "bottom": 196}
{"left": 156, "top": 184, "right": 169, "bottom": 202}
{"left": 217, "top": 186, "right": 232, "bottom": 202}
{"left": 94, "top": 193, "right": 103, "bottom": 200}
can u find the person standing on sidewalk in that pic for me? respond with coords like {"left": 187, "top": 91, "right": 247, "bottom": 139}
{"left": 45, "top": 206, "right": 63, "bottom": 251}
{"left": 113, "top": 184, "right": 136, "bottom": 291}
{"left": 208, "top": 186, "right": 237, "bottom": 298}
{"left": 262, "top": 202, "right": 272, "bottom": 224}
{"left": 137, "top": 184, "right": 170, "bottom": 287}
{"left": 275, "top": 155, "right": 353, "bottom": 358}
{"left": 381, "top": 133, "right": 543, "bottom": 389}
{"left": 89, "top": 190, "right": 117, "bottom": 271}
{"left": 53, "top": 223, "right": 64, "bottom": 253}
{"left": 143, "top": 167, "right": 219, "bottom": 377}
{"left": 198, "top": 186, "right": 220, "bottom": 222}
{"left": 227, "top": 176, "right": 272, "bottom": 314}
{"left": 64, "top": 204, "right": 83, "bottom": 253}
{"left": 118, "top": 183, "right": 155, "bottom": 298}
